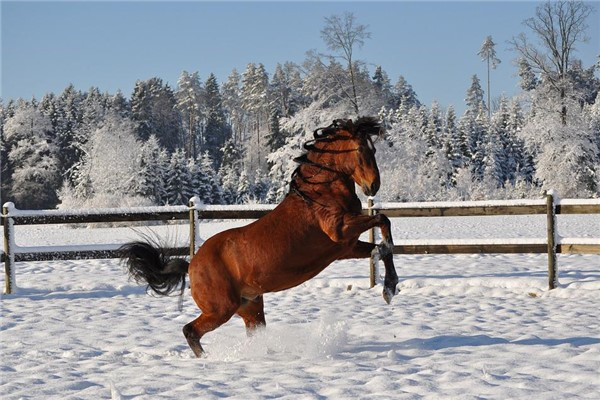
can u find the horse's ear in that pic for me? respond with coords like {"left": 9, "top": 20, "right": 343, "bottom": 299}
{"left": 334, "top": 119, "right": 355, "bottom": 135}
{"left": 345, "top": 119, "right": 355, "bottom": 135}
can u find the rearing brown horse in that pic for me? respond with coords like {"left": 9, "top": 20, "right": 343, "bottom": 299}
{"left": 121, "top": 117, "right": 399, "bottom": 357}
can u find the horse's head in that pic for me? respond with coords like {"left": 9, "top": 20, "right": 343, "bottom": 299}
{"left": 310, "top": 117, "right": 382, "bottom": 196}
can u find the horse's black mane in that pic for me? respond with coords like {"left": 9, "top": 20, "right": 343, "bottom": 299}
{"left": 312, "top": 117, "right": 382, "bottom": 141}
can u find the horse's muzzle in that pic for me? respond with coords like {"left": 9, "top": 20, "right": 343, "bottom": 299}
{"left": 362, "top": 180, "right": 380, "bottom": 197}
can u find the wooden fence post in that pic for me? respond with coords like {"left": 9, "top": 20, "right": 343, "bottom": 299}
{"left": 188, "top": 197, "right": 199, "bottom": 259}
{"left": 546, "top": 191, "right": 557, "bottom": 290}
{"left": 3, "top": 203, "right": 15, "bottom": 294}
{"left": 368, "top": 197, "right": 376, "bottom": 288}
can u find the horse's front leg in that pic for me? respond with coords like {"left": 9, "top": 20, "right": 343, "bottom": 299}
{"left": 358, "top": 213, "right": 398, "bottom": 304}
{"left": 323, "top": 213, "right": 399, "bottom": 304}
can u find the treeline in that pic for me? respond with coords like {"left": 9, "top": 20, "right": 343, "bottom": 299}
{"left": 1, "top": 4, "right": 599, "bottom": 209}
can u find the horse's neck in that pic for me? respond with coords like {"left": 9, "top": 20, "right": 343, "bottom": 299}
{"left": 292, "top": 164, "right": 359, "bottom": 208}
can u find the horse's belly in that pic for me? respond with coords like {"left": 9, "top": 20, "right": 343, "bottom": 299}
{"left": 244, "top": 243, "right": 347, "bottom": 293}
{"left": 193, "top": 199, "right": 358, "bottom": 296}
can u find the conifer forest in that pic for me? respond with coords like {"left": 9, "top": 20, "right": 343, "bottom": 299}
{"left": 1, "top": 2, "right": 599, "bottom": 210}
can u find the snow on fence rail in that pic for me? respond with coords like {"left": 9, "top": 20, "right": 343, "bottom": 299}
{"left": 2, "top": 194, "right": 600, "bottom": 294}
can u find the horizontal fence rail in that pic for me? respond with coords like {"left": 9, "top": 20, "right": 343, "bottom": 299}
{"left": 2, "top": 194, "right": 599, "bottom": 294}
{"left": 366, "top": 194, "right": 600, "bottom": 291}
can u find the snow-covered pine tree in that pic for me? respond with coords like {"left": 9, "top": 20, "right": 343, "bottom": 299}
{"left": 425, "top": 101, "right": 443, "bottom": 156}
{"left": 284, "top": 62, "right": 307, "bottom": 113}
{"left": 131, "top": 77, "right": 183, "bottom": 151}
{"left": 136, "top": 135, "right": 169, "bottom": 204}
{"left": 203, "top": 73, "right": 230, "bottom": 167}
{"left": 196, "top": 151, "right": 223, "bottom": 204}
{"left": 55, "top": 84, "right": 84, "bottom": 185}
{"left": 444, "top": 106, "right": 463, "bottom": 182}
{"left": 569, "top": 60, "right": 600, "bottom": 107}
{"left": 392, "top": 75, "right": 420, "bottom": 110}
{"left": 81, "top": 87, "right": 108, "bottom": 128}
{"left": 517, "top": 58, "right": 538, "bottom": 91}
{"left": 271, "top": 64, "right": 292, "bottom": 118}
{"left": 175, "top": 71, "right": 203, "bottom": 159}
{"left": 187, "top": 156, "right": 201, "bottom": 200}
{"left": 485, "top": 97, "right": 512, "bottom": 186}
{"left": 242, "top": 63, "right": 270, "bottom": 173}
{"left": 4, "top": 102, "right": 61, "bottom": 208}
{"left": 587, "top": 92, "right": 600, "bottom": 156}
{"left": 222, "top": 69, "right": 244, "bottom": 145}
{"left": 466, "top": 105, "right": 490, "bottom": 180}
{"left": 166, "top": 149, "right": 193, "bottom": 205}
{"left": 236, "top": 168, "right": 251, "bottom": 204}
{"left": 465, "top": 75, "right": 486, "bottom": 116}
{"left": 507, "top": 99, "right": 534, "bottom": 184}
{"left": 301, "top": 52, "right": 344, "bottom": 109}
{"left": 265, "top": 106, "right": 288, "bottom": 164}
{"left": 39, "top": 93, "right": 59, "bottom": 142}
{"left": 372, "top": 66, "right": 393, "bottom": 106}
{"left": 218, "top": 163, "right": 239, "bottom": 204}
{"left": 109, "top": 90, "right": 130, "bottom": 118}
{"left": 0, "top": 99, "right": 9, "bottom": 203}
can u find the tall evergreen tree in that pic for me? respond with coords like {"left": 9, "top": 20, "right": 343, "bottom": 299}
{"left": 372, "top": 66, "right": 393, "bottom": 105}
{"left": 203, "top": 73, "right": 230, "bottom": 167}
{"left": 55, "top": 84, "right": 84, "bottom": 183}
{"left": 465, "top": 75, "right": 486, "bottom": 115}
{"left": 196, "top": 151, "right": 223, "bottom": 204}
{"left": 136, "top": 135, "right": 169, "bottom": 204}
{"left": 271, "top": 63, "right": 293, "bottom": 118}
{"left": 222, "top": 69, "right": 244, "bottom": 144}
{"left": 517, "top": 58, "right": 538, "bottom": 91}
{"left": 166, "top": 148, "right": 192, "bottom": 205}
{"left": 393, "top": 75, "right": 420, "bottom": 110}
{"left": 444, "top": 106, "right": 464, "bottom": 180}
{"left": 109, "top": 90, "right": 130, "bottom": 117}
{"left": 478, "top": 35, "right": 501, "bottom": 119}
{"left": 241, "top": 63, "right": 270, "bottom": 171}
{"left": 131, "top": 77, "right": 183, "bottom": 151}
{"left": 175, "top": 71, "right": 203, "bottom": 158}
{"left": 425, "top": 101, "right": 443, "bottom": 155}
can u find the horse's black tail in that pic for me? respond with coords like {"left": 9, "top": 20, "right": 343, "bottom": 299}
{"left": 120, "top": 241, "right": 189, "bottom": 296}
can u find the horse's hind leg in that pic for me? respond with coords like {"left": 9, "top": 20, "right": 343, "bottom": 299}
{"left": 237, "top": 295, "right": 266, "bottom": 336}
{"left": 183, "top": 308, "right": 237, "bottom": 357}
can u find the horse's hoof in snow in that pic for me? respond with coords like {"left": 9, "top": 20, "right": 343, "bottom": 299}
{"left": 382, "top": 286, "right": 397, "bottom": 305}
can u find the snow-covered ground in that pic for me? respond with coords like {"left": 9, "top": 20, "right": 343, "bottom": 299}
{"left": 1, "top": 215, "right": 599, "bottom": 399}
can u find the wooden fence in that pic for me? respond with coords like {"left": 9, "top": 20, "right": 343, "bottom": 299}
{"left": 367, "top": 193, "right": 600, "bottom": 289}
{"left": 2, "top": 194, "right": 599, "bottom": 294}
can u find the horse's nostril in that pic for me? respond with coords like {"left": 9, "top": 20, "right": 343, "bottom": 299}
{"left": 370, "top": 181, "right": 380, "bottom": 196}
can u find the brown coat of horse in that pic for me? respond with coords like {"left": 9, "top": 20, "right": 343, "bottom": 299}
{"left": 121, "top": 117, "right": 399, "bottom": 357}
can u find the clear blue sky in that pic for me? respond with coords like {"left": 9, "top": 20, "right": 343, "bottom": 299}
{"left": 2, "top": 1, "right": 598, "bottom": 115}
